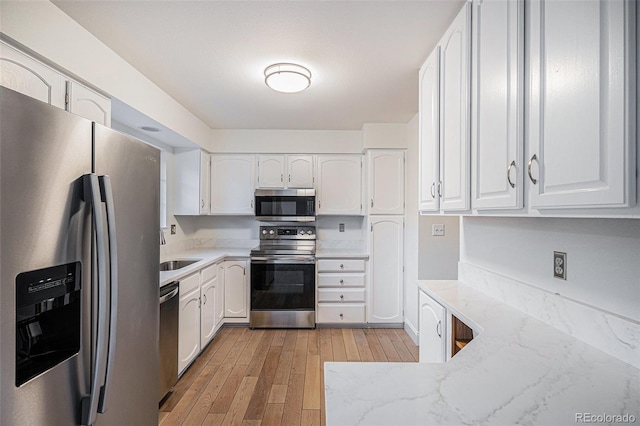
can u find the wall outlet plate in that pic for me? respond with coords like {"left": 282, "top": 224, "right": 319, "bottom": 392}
{"left": 553, "top": 251, "right": 567, "bottom": 280}
{"left": 432, "top": 224, "right": 445, "bottom": 236}
{"left": 339, "top": 223, "right": 345, "bottom": 232}
{"left": 170, "top": 224, "right": 176, "bottom": 235}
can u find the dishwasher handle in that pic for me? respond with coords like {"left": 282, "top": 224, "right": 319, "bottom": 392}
{"left": 160, "top": 282, "right": 179, "bottom": 304}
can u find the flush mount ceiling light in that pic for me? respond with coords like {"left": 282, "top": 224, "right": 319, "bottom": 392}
{"left": 264, "top": 63, "right": 311, "bottom": 93}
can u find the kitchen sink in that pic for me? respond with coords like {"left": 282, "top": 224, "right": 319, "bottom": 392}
{"left": 159, "top": 259, "right": 201, "bottom": 272}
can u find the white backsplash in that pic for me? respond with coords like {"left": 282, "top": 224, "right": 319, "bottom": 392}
{"left": 459, "top": 261, "right": 640, "bottom": 368}
{"left": 316, "top": 240, "right": 366, "bottom": 250}
{"left": 160, "top": 238, "right": 258, "bottom": 258}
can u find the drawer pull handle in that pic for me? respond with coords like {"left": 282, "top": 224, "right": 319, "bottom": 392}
{"left": 339, "top": 279, "right": 344, "bottom": 285}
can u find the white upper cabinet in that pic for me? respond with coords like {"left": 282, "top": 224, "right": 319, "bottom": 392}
{"left": 257, "top": 155, "right": 285, "bottom": 188}
{"left": 418, "top": 46, "right": 441, "bottom": 213}
{"left": 367, "top": 150, "right": 405, "bottom": 215}
{"left": 174, "top": 150, "right": 210, "bottom": 215}
{"left": 439, "top": 2, "right": 471, "bottom": 212}
{"left": 527, "top": 0, "right": 636, "bottom": 209}
{"left": 472, "top": 0, "right": 524, "bottom": 211}
{"left": 287, "top": 155, "right": 314, "bottom": 188}
{"left": 210, "top": 155, "right": 255, "bottom": 215}
{"left": 0, "top": 41, "right": 65, "bottom": 108}
{"left": 316, "top": 155, "right": 363, "bottom": 215}
{"left": 66, "top": 81, "right": 111, "bottom": 127}
{"left": 256, "top": 154, "right": 314, "bottom": 189}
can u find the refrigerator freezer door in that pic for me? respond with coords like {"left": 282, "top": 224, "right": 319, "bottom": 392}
{"left": 93, "top": 124, "right": 160, "bottom": 425}
{"left": 0, "top": 87, "right": 93, "bottom": 424}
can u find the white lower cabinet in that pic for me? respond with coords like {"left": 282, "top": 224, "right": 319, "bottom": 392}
{"left": 419, "top": 290, "right": 446, "bottom": 363}
{"left": 368, "top": 216, "right": 404, "bottom": 324}
{"left": 178, "top": 273, "right": 201, "bottom": 374}
{"left": 224, "top": 260, "right": 249, "bottom": 319}
{"left": 316, "top": 258, "right": 366, "bottom": 324}
{"left": 200, "top": 263, "right": 221, "bottom": 348}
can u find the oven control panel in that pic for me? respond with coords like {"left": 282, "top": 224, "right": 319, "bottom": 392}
{"left": 259, "top": 225, "right": 316, "bottom": 240}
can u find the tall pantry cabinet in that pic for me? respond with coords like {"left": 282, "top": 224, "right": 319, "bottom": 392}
{"left": 366, "top": 150, "right": 405, "bottom": 324}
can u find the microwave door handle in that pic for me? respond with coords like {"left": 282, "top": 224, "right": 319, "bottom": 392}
{"left": 81, "top": 174, "right": 109, "bottom": 426}
{"left": 97, "top": 175, "right": 118, "bottom": 414}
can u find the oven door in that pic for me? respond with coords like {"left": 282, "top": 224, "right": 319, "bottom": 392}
{"left": 254, "top": 194, "right": 315, "bottom": 222}
{"left": 250, "top": 257, "right": 315, "bottom": 311}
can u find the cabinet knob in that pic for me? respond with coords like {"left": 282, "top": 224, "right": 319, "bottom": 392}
{"left": 339, "top": 313, "right": 344, "bottom": 319}
{"left": 339, "top": 279, "right": 344, "bottom": 285}
{"left": 340, "top": 294, "right": 344, "bottom": 300}
{"left": 340, "top": 264, "right": 344, "bottom": 269}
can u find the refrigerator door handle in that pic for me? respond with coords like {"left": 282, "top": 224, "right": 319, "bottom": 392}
{"left": 97, "top": 175, "right": 118, "bottom": 414}
{"left": 81, "top": 174, "right": 110, "bottom": 426}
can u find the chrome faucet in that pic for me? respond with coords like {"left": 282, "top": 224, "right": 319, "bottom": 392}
{"left": 160, "top": 228, "right": 166, "bottom": 245}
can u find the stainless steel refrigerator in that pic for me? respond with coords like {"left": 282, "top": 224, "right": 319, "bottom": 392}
{"left": 0, "top": 86, "right": 160, "bottom": 425}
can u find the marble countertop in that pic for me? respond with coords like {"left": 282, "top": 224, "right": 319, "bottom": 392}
{"left": 159, "top": 248, "right": 250, "bottom": 287}
{"left": 324, "top": 280, "right": 640, "bottom": 425}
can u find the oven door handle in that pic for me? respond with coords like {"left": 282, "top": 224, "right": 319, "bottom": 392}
{"left": 251, "top": 256, "right": 316, "bottom": 264}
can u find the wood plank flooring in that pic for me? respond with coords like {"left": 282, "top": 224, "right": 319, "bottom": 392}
{"left": 159, "top": 327, "right": 418, "bottom": 426}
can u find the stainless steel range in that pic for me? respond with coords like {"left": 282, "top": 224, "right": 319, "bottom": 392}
{"left": 250, "top": 225, "right": 316, "bottom": 329}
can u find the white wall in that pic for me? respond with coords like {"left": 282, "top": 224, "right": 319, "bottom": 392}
{"left": 0, "top": 0, "right": 211, "bottom": 147}
{"left": 210, "top": 129, "right": 362, "bottom": 153}
{"left": 362, "top": 123, "right": 407, "bottom": 149}
{"left": 460, "top": 217, "right": 640, "bottom": 322}
{"left": 418, "top": 215, "right": 460, "bottom": 279}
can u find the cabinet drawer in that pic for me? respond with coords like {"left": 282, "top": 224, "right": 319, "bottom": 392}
{"left": 201, "top": 263, "right": 218, "bottom": 283}
{"left": 318, "top": 288, "right": 365, "bottom": 303}
{"left": 317, "top": 273, "right": 365, "bottom": 288}
{"left": 317, "top": 259, "right": 365, "bottom": 272}
{"left": 179, "top": 273, "right": 200, "bottom": 296}
{"left": 317, "top": 304, "right": 365, "bottom": 323}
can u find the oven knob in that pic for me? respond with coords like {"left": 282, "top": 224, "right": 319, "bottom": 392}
{"left": 307, "top": 230, "right": 313, "bottom": 235}
{"left": 269, "top": 230, "right": 275, "bottom": 235}
{"left": 262, "top": 229, "right": 267, "bottom": 235}
{"left": 299, "top": 229, "right": 305, "bottom": 235}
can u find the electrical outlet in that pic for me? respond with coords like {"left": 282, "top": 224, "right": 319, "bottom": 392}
{"left": 339, "top": 223, "right": 345, "bottom": 232}
{"left": 170, "top": 224, "right": 176, "bottom": 235}
{"left": 553, "top": 251, "right": 566, "bottom": 280}
{"left": 432, "top": 224, "right": 445, "bottom": 236}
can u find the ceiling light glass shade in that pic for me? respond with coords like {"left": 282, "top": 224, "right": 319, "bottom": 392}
{"left": 264, "top": 63, "right": 311, "bottom": 93}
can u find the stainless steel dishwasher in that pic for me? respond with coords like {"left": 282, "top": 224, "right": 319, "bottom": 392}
{"left": 159, "top": 281, "right": 179, "bottom": 403}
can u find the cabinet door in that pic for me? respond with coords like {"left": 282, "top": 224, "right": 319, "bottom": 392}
{"left": 419, "top": 290, "right": 445, "bottom": 363}
{"left": 439, "top": 3, "right": 471, "bottom": 212}
{"left": 528, "top": 0, "right": 636, "bottom": 209}
{"left": 174, "top": 150, "right": 210, "bottom": 215}
{"left": 66, "top": 81, "right": 111, "bottom": 126}
{"left": 215, "top": 264, "right": 225, "bottom": 327}
{"left": 368, "top": 150, "right": 405, "bottom": 215}
{"left": 418, "top": 46, "right": 441, "bottom": 213}
{"left": 224, "top": 261, "right": 248, "bottom": 318}
{"left": 472, "top": 0, "right": 524, "bottom": 210}
{"left": 178, "top": 274, "right": 201, "bottom": 374}
{"left": 200, "top": 277, "right": 217, "bottom": 348}
{"left": 210, "top": 155, "right": 256, "bottom": 214}
{"left": 316, "top": 155, "right": 362, "bottom": 215}
{"left": 257, "top": 155, "right": 285, "bottom": 188}
{"left": 287, "top": 155, "right": 315, "bottom": 188}
{"left": 0, "top": 41, "right": 65, "bottom": 108}
{"left": 368, "top": 216, "right": 403, "bottom": 324}
{"left": 199, "top": 152, "right": 210, "bottom": 214}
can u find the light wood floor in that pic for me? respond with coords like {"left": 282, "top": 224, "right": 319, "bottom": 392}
{"left": 158, "top": 327, "right": 418, "bottom": 426}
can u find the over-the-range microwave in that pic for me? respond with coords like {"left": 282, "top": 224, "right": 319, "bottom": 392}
{"left": 254, "top": 188, "right": 315, "bottom": 222}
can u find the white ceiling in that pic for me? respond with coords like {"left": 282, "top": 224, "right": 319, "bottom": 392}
{"left": 53, "top": 1, "right": 464, "bottom": 131}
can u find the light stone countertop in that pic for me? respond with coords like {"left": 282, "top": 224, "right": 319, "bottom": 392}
{"left": 324, "top": 280, "right": 640, "bottom": 425}
{"left": 159, "top": 248, "right": 251, "bottom": 287}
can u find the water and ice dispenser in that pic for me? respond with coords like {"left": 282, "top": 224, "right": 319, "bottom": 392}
{"left": 15, "top": 262, "right": 81, "bottom": 386}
